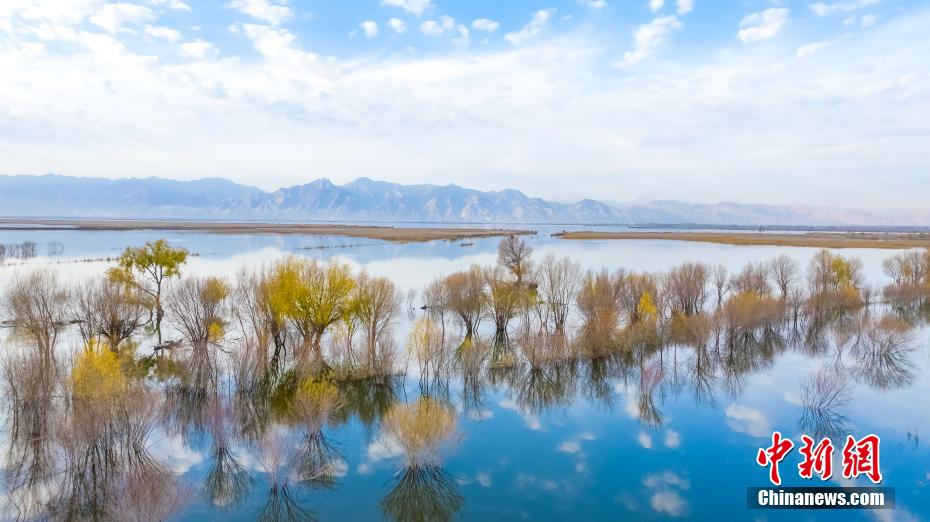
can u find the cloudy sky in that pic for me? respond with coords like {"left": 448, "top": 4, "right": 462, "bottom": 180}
{"left": 1, "top": 0, "right": 927, "bottom": 208}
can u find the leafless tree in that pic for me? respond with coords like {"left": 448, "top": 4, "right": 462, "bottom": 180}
{"left": 442, "top": 266, "right": 485, "bottom": 339}
{"left": 167, "top": 276, "right": 229, "bottom": 352}
{"left": 73, "top": 277, "right": 147, "bottom": 351}
{"left": 769, "top": 255, "right": 800, "bottom": 299}
{"left": 536, "top": 254, "right": 581, "bottom": 333}
{"left": 355, "top": 272, "right": 401, "bottom": 369}
{"left": 731, "top": 262, "right": 771, "bottom": 295}
{"left": 2, "top": 268, "right": 69, "bottom": 358}
{"left": 665, "top": 262, "right": 709, "bottom": 316}
{"left": 497, "top": 235, "right": 533, "bottom": 284}
{"left": 712, "top": 264, "right": 729, "bottom": 309}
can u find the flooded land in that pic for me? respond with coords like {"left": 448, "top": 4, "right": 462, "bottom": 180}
{"left": 0, "top": 225, "right": 928, "bottom": 521}
{"left": 0, "top": 219, "right": 533, "bottom": 243}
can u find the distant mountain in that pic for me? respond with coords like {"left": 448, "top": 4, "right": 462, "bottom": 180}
{"left": 0, "top": 174, "right": 927, "bottom": 226}
{"left": 0, "top": 174, "right": 263, "bottom": 218}
{"left": 217, "top": 177, "right": 624, "bottom": 223}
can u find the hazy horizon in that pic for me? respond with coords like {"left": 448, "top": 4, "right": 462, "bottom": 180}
{"left": 2, "top": 0, "right": 929, "bottom": 210}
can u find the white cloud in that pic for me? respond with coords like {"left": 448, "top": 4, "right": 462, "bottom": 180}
{"left": 149, "top": 434, "right": 204, "bottom": 474}
{"left": 643, "top": 471, "right": 691, "bottom": 517}
{"left": 420, "top": 15, "right": 454, "bottom": 36}
{"left": 677, "top": 0, "right": 693, "bottom": 16}
{"left": 619, "top": 15, "right": 682, "bottom": 67}
{"left": 360, "top": 20, "right": 379, "bottom": 39}
{"left": 558, "top": 440, "right": 581, "bottom": 453}
{"left": 475, "top": 472, "right": 492, "bottom": 487}
{"left": 381, "top": 0, "right": 431, "bottom": 18}
{"left": 664, "top": 429, "right": 681, "bottom": 448}
{"left": 861, "top": 13, "right": 877, "bottom": 27}
{"left": 148, "top": 0, "right": 189, "bottom": 11}
{"left": 578, "top": 0, "right": 608, "bottom": 9}
{"left": 725, "top": 405, "right": 771, "bottom": 438}
{"left": 454, "top": 24, "right": 470, "bottom": 46}
{"left": 650, "top": 491, "right": 689, "bottom": 517}
{"left": 649, "top": 0, "right": 664, "bottom": 13}
{"left": 643, "top": 471, "right": 690, "bottom": 490}
{"left": 504, "top": 9, "right": 554, "bottom": 46}
{"left": 471, "top": 18, "right": 499, "bottom": 32}
{"left": 367, "top": 432, "right": 403, "bottom": 461}
{"left": 181, "top": 38, "right": 214, "bottom": 58}
{"left": 737, "top": 8, "right": 788, "bottom": 44}
{"left": 637, "top": 432, "right": 653, "bottom": 449}
{"left": 144, "top": 24, "right": 181, "bottom": 42}
{"left": 2, "top": 4, "right": 929, "bottom": 209}
{"left": 796, "top": 40, "right": 833, "bottom": 58}
{"left": 809, "top": 0, "right": 878, "bottom": 17}
{"left": 90, "top": 2, "right": 157, "bottom": 34}
{"left": 387, "top": 17, "right": 406, "bottom": 34}
{"left": 228, "top": 0, "right": 292, "bottom": 26}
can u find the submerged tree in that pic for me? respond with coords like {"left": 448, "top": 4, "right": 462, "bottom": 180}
{"left": 497, "top": 235, "right": 533, "bottom": 285}
{"left": 167, "top": 276, "right": 229, "bottom": 354}
{"left": 536, "top": 254, "right": 581, "bottom": 334}
{"left": 442, "top": 266, "right": 485, "bottom": 341}
{"left": 2, "top": 268, "right": 69, "bottom": 359}
{"left": 107, "top": 239, "right": 188, "bottom": 344}
{"left": 277, "top": 258, "right": 356, "bottom": 363}
{"left": 73, "top": 277, "right": 147, "bottom": 352}
{"left": 353, "top": 272, "right": 401, "bottom": 372}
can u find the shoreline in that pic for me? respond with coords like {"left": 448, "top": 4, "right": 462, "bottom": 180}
{"left": 0, "top": 218, "right": 535, "bottom": 243}
{"left": 552, "top": 231, "right": 930, "bottom": 249}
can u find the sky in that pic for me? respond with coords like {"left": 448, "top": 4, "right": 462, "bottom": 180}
{"left": 0, "top": 0, "right": 928, "bottom": 209}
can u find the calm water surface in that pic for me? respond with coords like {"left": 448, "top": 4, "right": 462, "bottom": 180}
{"left": 0, "top": 227, "right": 928, "bottom": 521}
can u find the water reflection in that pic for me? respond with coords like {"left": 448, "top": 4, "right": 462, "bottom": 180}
{"left": 1, "top": 241, "right": 929, "bottom": 519}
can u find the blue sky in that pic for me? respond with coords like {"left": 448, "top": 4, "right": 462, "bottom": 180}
{"left": 1, "top": 0, "right": 928, "bottom": 209}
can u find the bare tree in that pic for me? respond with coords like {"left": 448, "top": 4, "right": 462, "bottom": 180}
{"left": 731, "top": 262, "right": 771, "bottom": 295}
{"left": 665, "top": 262, "right": 709, "bottom": 316}
{"left": 2, "top": 268, "right": 69, "bottom": 358}
{"left": 442, "top": 265, "right": 485, "bottom": 339}
{"left": 712, "top": 265, "right": 729, "bottom": 309}
{"left": 355, "top": 272, "right": 401, "bottom": 369}
{"left": 769, "top": 255, "right": 800, "bottom": 299}
{"left": 73, "top": 277, "right": 147, "bottom": 351}
{"left": 536, "top": 254, "right": 581, "bottom": 333}
{"left": 167, "top": 276, "right": 229, "bottom": 353}
{"left": 497, "top": 235, "right": 533, "bottom": 284}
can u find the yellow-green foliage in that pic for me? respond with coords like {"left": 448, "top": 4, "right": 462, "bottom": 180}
{"left": 72, "top": 341, "right": 126, "bottom": 405}
{"left": 107, "top": 239, "right": 188, "bottom": 292}
{"left": 382, "top": 397, "right": 458, "bottom": 468}
{"left": 407, "top": 318, "right": 442, "bottom": 361}
{"left": 636, "top": 292, "right": 659, "bottom": 324}
{"left": 295, "top": 378, "right": 341, "bottom": 428}
{"left": 273, "top": 257, "right": 357, "bottom": 349}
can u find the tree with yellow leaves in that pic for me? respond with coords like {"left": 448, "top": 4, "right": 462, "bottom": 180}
{"left": 278, "top": 258, "right": 357, "bottom": 362}
{"left": 107, "top": 239, "right": 188, "bottom": 344}
{"left": 72, "top": 340, "right": 127, "bottom": 406}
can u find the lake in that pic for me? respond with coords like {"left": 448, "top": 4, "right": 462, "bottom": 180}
{"left": 0, "top": 226, "right": 928, "bottom": 521}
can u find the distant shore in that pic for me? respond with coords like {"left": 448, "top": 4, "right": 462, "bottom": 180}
{"left": 0, "top": 219, "right": 534, "bottom": 243}
{"left": 552, "top": 231, "right": 930, "bottom": 249}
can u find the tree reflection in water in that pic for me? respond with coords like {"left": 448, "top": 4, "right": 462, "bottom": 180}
{"left": 1, "top": 244, "right": 929, "bottom": 520}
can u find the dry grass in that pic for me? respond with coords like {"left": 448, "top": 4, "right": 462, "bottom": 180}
{"left": 553, "top": 231, "right": 930, "bottom": 249}
{"left": 0, "top": 218, "right": 534, "bottom": 243}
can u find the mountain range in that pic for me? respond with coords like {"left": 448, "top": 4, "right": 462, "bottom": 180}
{"left": 1, "top": 174, "right": 926, "bottom": 227}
